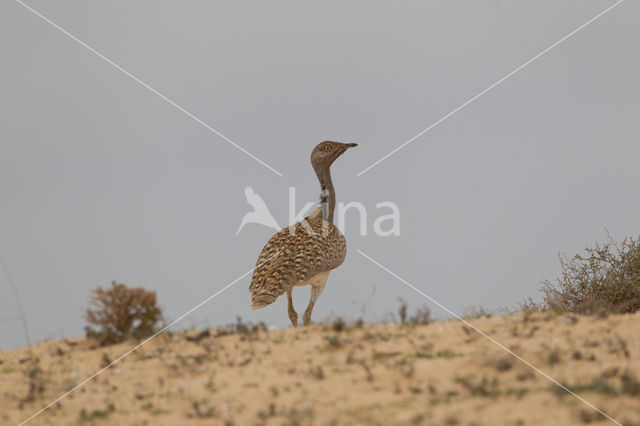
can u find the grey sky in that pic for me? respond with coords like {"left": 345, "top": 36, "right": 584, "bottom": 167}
{"left": 1, "top": 0, "right": 638, "bottom": 350}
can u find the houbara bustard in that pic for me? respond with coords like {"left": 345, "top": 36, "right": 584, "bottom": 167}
{"left": 249, "top": 141, "right": 357, "bottom": 326}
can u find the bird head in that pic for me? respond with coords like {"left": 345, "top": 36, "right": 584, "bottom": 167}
{"left": 310, "top": 141, "right": 358, "bottom": 171}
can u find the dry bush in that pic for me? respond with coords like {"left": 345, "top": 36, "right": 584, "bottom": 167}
{"left": 212, "top": 316, "right": 267, "bottom": 339}
{"left": 410, "top": 305, "right": 431, "bottom": 324}
{"left": 463, "top": 305, "right": 492, "bottom": 319}
{"left": 331, "top": 317, "right": 346, "bottom": 332}
{"left": 397, "top": 298, "right": 408, "bottom": 324}
{"left": 85, "top": 281, "right": 163, "bottom": 346}
{"left": 541, "top": 236, "right": 640, "bottom": 315}
{"left": 512, "top": 297, "right": 546, "bottom": 313}
{"left": 396, "top": 298, "right": 431, "bottom": 325}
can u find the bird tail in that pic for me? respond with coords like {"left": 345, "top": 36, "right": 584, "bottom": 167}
{"left": 251, "top": 292, "right": 277, "bottom": 310}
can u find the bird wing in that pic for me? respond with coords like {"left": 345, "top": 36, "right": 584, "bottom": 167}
{"left": 244, "top": 186, "right": 271, "bottom": 213}
{"left": 249, "top": 217, "right": 346, "bottom": 309}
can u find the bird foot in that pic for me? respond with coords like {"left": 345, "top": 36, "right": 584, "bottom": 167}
{"left": 288, "top": 311, "right": 298, "bottom": 327}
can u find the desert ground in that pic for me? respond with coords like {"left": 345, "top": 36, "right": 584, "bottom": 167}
{"left": 1, "top": 311, "right": 639, "bottom": 426}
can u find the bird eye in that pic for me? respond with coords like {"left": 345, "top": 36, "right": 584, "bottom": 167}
{"left": 324, "top": 146, "right": 331, "bottom": 152}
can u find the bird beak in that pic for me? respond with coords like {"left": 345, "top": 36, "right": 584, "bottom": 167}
{"left": 344, "top": 143, "right": 358, "bottom": 149}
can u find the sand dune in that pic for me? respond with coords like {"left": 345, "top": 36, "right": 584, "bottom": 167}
{"left": 1, "top": 311, "right": 639, "bottom": 425}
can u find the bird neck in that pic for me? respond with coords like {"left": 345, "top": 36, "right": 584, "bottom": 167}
{"left": 315, "top": 166, "right": 336, "bottom": 223}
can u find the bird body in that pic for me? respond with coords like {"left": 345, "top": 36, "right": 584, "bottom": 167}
{"left": 249, "top": 216, "right": 346, "bottom": 310}
{"left": 249, "top": 141, "right": 357, "bottom": 326}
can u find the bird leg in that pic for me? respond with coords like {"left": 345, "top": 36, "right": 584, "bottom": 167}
{"left": 303, "top": 303, "right": 314, "bottom": 326}
{"left": 287, "top": 288, "right": 298, "bottom": 327}
{"left": 303, "top": 285, "right": 325, "bottom": 326}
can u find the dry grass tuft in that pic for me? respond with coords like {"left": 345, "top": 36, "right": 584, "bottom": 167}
{"left": 19, "top": 361, "right": 46, "bottom": 408}
{"left": 396, "top": 298, "right": 431, "bottom": 325}
{"left": 79, "top": 402, "right": 115, "bottom": 421}
{"left": 331, "top": 317, "right": 346, "bottom": 332}
{"left": 493, "top": 355, "right": 514, "bottom": 372}
{"left": 620, "top": 370, "right": 640, "bottom": 396}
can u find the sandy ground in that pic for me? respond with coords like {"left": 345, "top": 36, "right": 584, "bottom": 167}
{"left": 1, "top": 311, "right": 639, "bottom": 426}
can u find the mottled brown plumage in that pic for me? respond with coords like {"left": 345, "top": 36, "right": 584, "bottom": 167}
{"left": 249, "top": 216, "right": 346, "bottom": 309}
{"left": 249, "top": 141, "right": 357, "bottom": 326}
